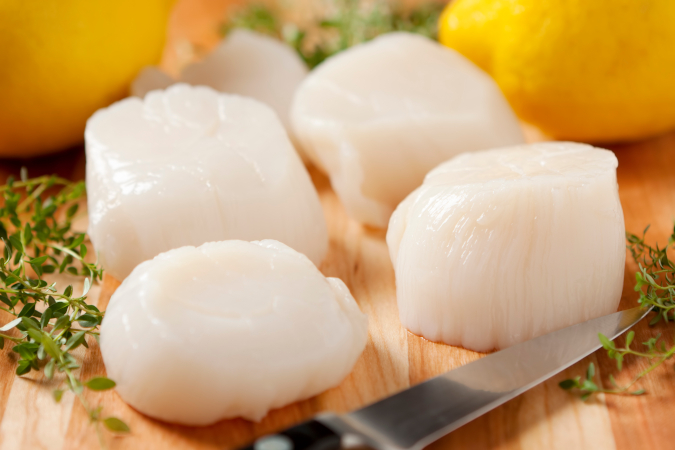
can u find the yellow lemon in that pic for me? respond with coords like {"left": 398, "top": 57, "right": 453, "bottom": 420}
{"left": 439, "top": 0, "right": 675, "bottom": 142}
{"left": 0, "top": 0, "right": 174, "bottom": 157}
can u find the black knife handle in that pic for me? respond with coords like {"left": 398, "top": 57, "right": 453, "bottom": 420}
{"left": 239, "top": 420, "right": 342, "bottom": 450}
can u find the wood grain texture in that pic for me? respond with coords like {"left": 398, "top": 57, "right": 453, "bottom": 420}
{"left": 0, "top": 129, "right": 674, "bottom": 449}
{"left": 1, "top": 0, "right": 675, "bottom": 446}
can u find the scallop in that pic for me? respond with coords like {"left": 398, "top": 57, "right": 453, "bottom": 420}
{"left": 387, "top": 142, "right": 625, "bottom": 351}
{"left": 100, "top": 239, "right": 368, "bottom": 425}
{"left": 131, "top": 29, "right": 309, "bottom": 157}
{"left": 86, "top": 83, "right": 327, "bottom": 280}
{"left": 291, "top": 32, "right": 525, "bottom": 228}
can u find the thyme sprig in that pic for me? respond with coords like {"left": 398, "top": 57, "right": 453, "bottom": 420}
{"left": 561, "top": 224, "right": 675, "bottom": 399}
{"left": 0, "top": 171, "right": 128, "bottom": 445}
{"left": 222, "top": 0, "right": 444, "bottom": 68}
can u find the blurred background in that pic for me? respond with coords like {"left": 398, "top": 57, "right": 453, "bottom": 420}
{"left": 1, "top": 0, "right": 674, "bottom": 174}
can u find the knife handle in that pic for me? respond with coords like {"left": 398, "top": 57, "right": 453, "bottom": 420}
{"left": 240, "top": 420, "right": 342, "bottom": 450}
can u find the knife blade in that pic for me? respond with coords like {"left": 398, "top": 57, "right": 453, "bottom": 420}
{"left": 242, "top": 306, "right": 651, "bottom": 450}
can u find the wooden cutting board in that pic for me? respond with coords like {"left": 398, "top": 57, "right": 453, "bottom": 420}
{"left": 2, "top": 0, "right": 675, "bottom": 446}
{"left": 0, "top": 130, "right": 674, "bottom": 450}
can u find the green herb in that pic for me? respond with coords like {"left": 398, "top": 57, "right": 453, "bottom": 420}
{"left": 0, "top": 172, "right": 128, "bottom": 447}
{"left": 561, "top": 224, "right": 675, "bottom": 399}
{"left": 221, "top": 0, "right": 445, "bottom": 68}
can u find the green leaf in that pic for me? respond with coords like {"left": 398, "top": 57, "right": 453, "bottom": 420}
{"left": 26, "top": 328, "right": 43, "bottom": 343}
{"left": 3, "top": 273, "right": 19, "bottom": 287}
{"left": 29, "top": 255, "right": 49, "bottom": 266}
{"left": 16, "top": 360, "right": 31, "bottom": 376}
{"left": 66, "top": 203, "right": 79, "bottom": 218}
{"left": 44, "top": 359, "right": 55, "bottom": 379}
{"left": 17, "top": 302, "right": 36, "bottom": 318}
{"left": 644, "top": 337, "right": 658, "bottom": 350}
{"left": 41, "top": 334, "right": 61, "bottom": 360}
{"left": 79, "top": 243, "right": 87, "bottom": 259}
{"left": 8, "top": 235, "right": 23, "bottom": 255}
{"left": 0, "top": 293, "right": 11, "bottom": 308}
{"left": 68, "top": 234, "right": 85, "bottom": 250}
{"left": 37, "top": 344, "right": 46, "bottom": 360}
{"left": 64, "top": 330, "right": 86, "bottom": 351}
{"left": 58, "top": 257, "right": 69, "bottom": 274}
{"left": 103, "top": 417, "right": 130, "bottom": 433}
{"left": 63, "top": 285, "right": 73, "bottom": 298}
{"left": 85, "top": 377, "right": 116, "bottom": 391}
{"left": 631, "top": 389, "right": 646, "bottom": 396}
{"left": 23, "top": 223, "right": 32, "bottom": 246}
{"left": 76, "top": 314, "right": 98, "bottom": 328}
{"left": 20, "top": 316, "right": 40, "bottom": 331}
{"left": 559, "top": 379, "right": 578, "bottom": 390}
{"left": 49, "top": 302, "right": 69, "bottom": 319}
{"left": 52, "top": 314, "right": 70, "bottom": 332}
{"left": 598, "top": 333, "right": 615, "bottom": 350}
{"left": 84, "top": 304, "right": 100, "bottom": 314}
{"left": 53, "top": 389, "right": 64, "bottom": 403}
{"left": 586, "top": 363, "right": 595, "bottom": 380}
{"left": 580, "top": 380, "right": 598, "bottom": 391}
{"left": 13, "top": 342, "right": 39, "bottom": 360}
{"left": 625, "top": 330, "right": 635, "bottom": 347}
{"left": 40, "top": 307, "right": 53, "bottom": 329}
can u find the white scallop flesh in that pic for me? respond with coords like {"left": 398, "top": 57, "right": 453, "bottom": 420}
{"left": 181, "top": 29, "right": 309, "bottom": 155}
{"left": 85, "top": 83, "right": 328, "bottom": 280}
{"left": 100, "top": 239, "right": 368, "bottom": 425}
{"left": 290, "top": 32, "right": 525, "bottom": 228}
{"left": 387, "top": 142, "right": 625, "bottom": 352}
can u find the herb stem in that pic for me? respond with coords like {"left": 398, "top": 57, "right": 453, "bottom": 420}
{"left": 0, "top": 171, "right": 125, "bottom": 446}
{"left": 561, "top": 223, "right": 675, "bottom": 399}
{"left": 0, "top": 332, "right": 23, "bottom": 343}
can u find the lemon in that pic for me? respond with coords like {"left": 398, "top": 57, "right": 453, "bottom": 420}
{"left": 439, "top": 0, "right": 675, "bottom": 142}
{"left": 0, "top": 0, "right": 174, "bottom": 157}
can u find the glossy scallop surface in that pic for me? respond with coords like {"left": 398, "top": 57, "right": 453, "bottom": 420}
{"left": 387, "top": 142, "right": 625, "bottom": 351}
{"left": 100, "top": 239, "right": 368, "bottom": 424}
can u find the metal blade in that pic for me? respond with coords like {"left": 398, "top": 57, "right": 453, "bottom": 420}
{"left": 320, "top": 306, "right": 650, "bottom": 450}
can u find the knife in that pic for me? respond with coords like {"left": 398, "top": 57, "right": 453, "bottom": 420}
{"left": 242, "top": 306, "right": 651, "bottom": 450}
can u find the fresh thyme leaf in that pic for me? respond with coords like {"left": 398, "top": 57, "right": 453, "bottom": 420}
{"left": 16, "top": 359, "right": 31, "bottom": 376}
{"left": 221, "top": 0, "right": 445, "bottom": 68}
{"left": 85, "top": 377, "right": 116, "bottom": 391}
{"left": 64, "top": 330, "right": 87, "bottom": 352}
{"left": 561, "top": 223, "right": 675, "bottom": 399}
{"left": 559, "top": 378, "right": 578, "bottom": 390}
{"left": 0, "top": 170, "right": 123, "bottom": 446}
{"left": 103, "top": 417, "right": 130, "bottom": 433}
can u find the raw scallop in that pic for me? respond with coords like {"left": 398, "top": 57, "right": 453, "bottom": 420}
{"left": 387, "top": 142, "right": 625, "bottom": 351}
{"left": 86, "top": 83, "right": 327, "bottom": 280}
{"left": 181, "top": 29, "right": 308, "bottom": 138}
{"left": 291, "top": 32, "right": 525, "bottom": 228}
{"left": 131, "top": 29, "right": 309, "bottom": 156}
{"left": 100, "top": 240, "right": 368, "bottom": 425}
